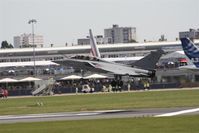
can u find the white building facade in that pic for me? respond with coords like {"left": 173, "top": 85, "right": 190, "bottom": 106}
{"left": 77, "top": 38, "right": 90, "bottom": 45}
{"left": 179, "top": 29, "right": 199, "bottom": 39}
{"left": 78, "top": 35, "right": 106, "bottom": 45}
{"left": 104, "top": 24, "right": 136, "bottom": 44}
{"left": 14, "top": 34, "right": 44, "bottom": 48}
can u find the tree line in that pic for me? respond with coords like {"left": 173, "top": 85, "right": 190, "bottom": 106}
{"left": 1, "top": 41, "right": 14, "bottom": 49}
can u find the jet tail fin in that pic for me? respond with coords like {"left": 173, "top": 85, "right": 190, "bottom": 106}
{"left": 180, "top": 38, "right": 199, "bottom": 67}
{"left": 89, "top": 29, "right": 101, "bottom": 58}
{"left": 132, "top": 49, "right": 164, "bottom": 70}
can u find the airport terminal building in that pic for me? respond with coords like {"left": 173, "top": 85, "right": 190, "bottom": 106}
{"left": 0, "top": 40, "right": 193, "bottom": 63}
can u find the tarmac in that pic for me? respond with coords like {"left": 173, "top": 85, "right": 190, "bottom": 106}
{"left": 1, "top": 107, "right": 199, "bottom": 123}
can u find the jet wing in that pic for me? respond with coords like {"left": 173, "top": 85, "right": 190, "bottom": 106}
{"left": 54, "top": 58, "right": 152, "bottom": 77}
{"left": 54, "top": 59, "right": 90, "bottom": 69}
{"left": 53, "top": 59, "right": 108, "bottom": 73}
{"left": 88, "top": 61, "right": 150, "bottom": 76}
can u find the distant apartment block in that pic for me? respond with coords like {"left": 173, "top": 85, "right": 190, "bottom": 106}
{"left": 77, "top": 25, "right": 137, "bottom": 45}
{"left": 179, "top": 29, "right": 199, "bottom": 39}
{"left": 77, "top": 35, "right": 105, "bottom": 45}
{"left": 95, "top": 35, "right": 104, "bottom": 44}
{"left": 104, "top": 24, "right": 136, "bottom": 44}
{"left": 14, "top": 33, "right": 44, "bottom": 48}
{"left": 77, "top": 36, "right": 90, "bottom": 45}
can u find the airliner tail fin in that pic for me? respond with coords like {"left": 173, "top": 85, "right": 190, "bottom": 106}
{"left": 180, "top": 38, "right": 199, "bottom": 67}
{"left": 89, "top": 29, "right": 101, "bottom": 58}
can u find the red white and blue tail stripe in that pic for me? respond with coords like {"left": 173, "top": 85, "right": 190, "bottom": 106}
{"left": 89, "top": 29, "right": 101, "bottom": 58}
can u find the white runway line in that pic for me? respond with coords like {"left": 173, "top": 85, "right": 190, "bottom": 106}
{"left": 94, "top": 110, "right": 124, "bottom": 113}
{"left": 155, "top": 108, "right": 199, "bottom": 117}
{"left": 0, "top": 110, "right": 123, "bottom": 120}
{"left": 76, "top": 113, "right": 101, "bottom": 116}
{"left": 76, "top": 110, "right": 124, "bottom": 116}
{"left": 0, "top": 114, "right": 71, "bottom": 120}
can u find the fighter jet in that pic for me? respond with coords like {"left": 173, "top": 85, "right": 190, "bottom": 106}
{"left": 54, "top": 29, "right": 164, "bottom": 78}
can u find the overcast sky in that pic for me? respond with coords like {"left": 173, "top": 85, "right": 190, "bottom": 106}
{"left": 0, "top": 0, "right": 199, "bottom": 47}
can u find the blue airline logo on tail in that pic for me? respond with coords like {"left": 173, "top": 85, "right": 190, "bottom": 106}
{"left": 180, "top": 38, "right": 199, "bottom": 67}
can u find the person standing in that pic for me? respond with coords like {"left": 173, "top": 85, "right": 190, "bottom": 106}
{"left": 3, "top": 89, "right": 8, "bottom": 98}
{"left": 127, "top": 82, "right": 131, "bottom": 92}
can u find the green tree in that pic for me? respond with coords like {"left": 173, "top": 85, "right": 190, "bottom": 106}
{"left": 1, "top": 41, "right": 14, "bottom": 48}
{"left": 129, "top": 39, "right": 137, "bottom": 43}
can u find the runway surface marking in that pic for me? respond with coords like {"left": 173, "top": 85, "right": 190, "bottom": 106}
{"left": 0, "top": 110, "right": 124, "bottom": 120}
{"left": 0, "top": 113, "right": 100, "bottom": 120}
{"left": 1, "top": 108, "right": 199, "bottom": 123}
{"left": 155, "top": 108, "right": 199, "bottom": 117}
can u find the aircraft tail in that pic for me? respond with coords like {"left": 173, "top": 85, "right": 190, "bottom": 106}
{"left": 89, "top": 29, "right": 101, "bottom": 58}
{"left": 180, "top": 38, "right": 199, "bottom": 67}
{"left": 132, "top": 49, "right": 164, "bottom": 70}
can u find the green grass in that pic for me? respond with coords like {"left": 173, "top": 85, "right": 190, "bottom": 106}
{"left": 0, "top": 116, "right": 199, "bottom": 133}
{"left": 0, "top": 89, "right": 199, "bottom": 115}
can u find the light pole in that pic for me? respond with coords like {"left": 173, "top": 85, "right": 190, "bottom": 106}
{"left": 28, "top": 19, "right": 37, "bottom": 76}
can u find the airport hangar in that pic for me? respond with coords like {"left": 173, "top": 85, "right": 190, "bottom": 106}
{"left": 0, "top": 40, "right": 199, "bottom": 83}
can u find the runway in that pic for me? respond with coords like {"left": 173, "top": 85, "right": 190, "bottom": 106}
{"left": 1, "top": 107, "right": 199, "bottom": 123}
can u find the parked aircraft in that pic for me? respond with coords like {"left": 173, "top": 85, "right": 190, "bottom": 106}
{"left": 180, "top": 38, "right": 199, "bottom": 70}
{"left": 54, "top": 30, "right": 164, "bottom": 77}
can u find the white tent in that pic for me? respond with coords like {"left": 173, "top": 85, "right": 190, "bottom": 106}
{"left": 84, "top": 74, "right": 107, "bottom": 79}
{"left": 61, "top": 75, "right": 82, "bottom": 80}
{"left": 0, "top": 78, "right": 18, "bottom": 83}
{"left": 20, "top": 77, "right": 41, "bottom": 82}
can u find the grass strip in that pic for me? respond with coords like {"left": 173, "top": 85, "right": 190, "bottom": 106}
{"left": 0, "top": 89, "right": 199, "bottom": 115}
